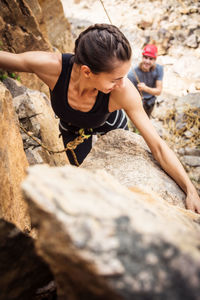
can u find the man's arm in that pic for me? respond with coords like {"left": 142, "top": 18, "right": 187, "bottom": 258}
{"left": 0, "top": 51, "right": 62, "bottom": 90}
{"left": 137, "top": 80, "right": 162, "bottom": 96}
{"left": 137, "top": 64, "right": 163, "bottom": 96}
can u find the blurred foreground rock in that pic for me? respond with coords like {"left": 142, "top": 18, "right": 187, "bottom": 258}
{"left": 22, "top": 164, "right": 200, "bottom": 300}
{"left": 82, "top": 129, "right": 186, "bottom": 208}
{"left": 0, "top": 219, "right": 55, "bottom": 300}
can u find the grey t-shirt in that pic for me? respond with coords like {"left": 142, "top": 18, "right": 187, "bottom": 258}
{"left": 128, "top": 64, "right": 164, "bottom": 100}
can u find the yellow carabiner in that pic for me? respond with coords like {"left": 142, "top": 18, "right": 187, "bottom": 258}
{"left": 79, "top": 128, "right": 91, "bottom": 139}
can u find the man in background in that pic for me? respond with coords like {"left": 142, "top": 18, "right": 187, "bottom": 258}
{"left": 128, "top": 44, "right": 164, "bottom": 117}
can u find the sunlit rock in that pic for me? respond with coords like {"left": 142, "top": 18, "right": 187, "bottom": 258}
{"left": 0, "top": 83, "right": 30, "bottom": 231}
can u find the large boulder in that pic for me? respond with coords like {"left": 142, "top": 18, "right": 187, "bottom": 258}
{"left": 0, "top": 82, "right": 30, "bottom": 231}
{"left": 22, "top": 164, "right": 200, "bottom": 300}
{"left": 82, "top": 129, "right": 186, "bottom": 208}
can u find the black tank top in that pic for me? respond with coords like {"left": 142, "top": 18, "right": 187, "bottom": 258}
{"left": 50, "top": 54, "right": 111, "bottom": 129}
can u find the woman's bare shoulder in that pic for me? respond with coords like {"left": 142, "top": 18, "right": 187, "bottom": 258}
{"left": 23, "top": 51, "right": 62, "bottom": 71}
{"left": 109, "top": 78, "right": 141, "bottom": 112}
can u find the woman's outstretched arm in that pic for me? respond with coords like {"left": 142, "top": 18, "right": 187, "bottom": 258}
{"left": 112, "top": 79, "right": 200, "bottom": 213}
{"left": 0, "top": 51, "right": 61, "bottom": 90}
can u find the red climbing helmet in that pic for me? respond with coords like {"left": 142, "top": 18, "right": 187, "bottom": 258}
{"left": 142, "top": 44, "right": 158, "bottom": 58}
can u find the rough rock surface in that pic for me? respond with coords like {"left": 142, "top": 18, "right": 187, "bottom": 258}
{"left": 0, "top": 0, "right": 74, "bottom": 96}
{"left": 0, "top": 0, "right": 51, "bottom": 52}
{"left": 22, "top": 164, "right": 200, "bottom": 300}
{"left": 0, "top": 0, "right": 51, "bottom": 95}
{"left": 2, "top": 77, "right": 69, "bottom": 166}
{"left": 0, "top": 82, "right": 30, "bottom": 231}
{"left": 82, "top": 129, "right": 186, "bottom": 208}
{"left": 38, "top": 0, "right": 74, "bottom": 53}
{"left": 11, "top": 84, "right": 69, "bottom": 166}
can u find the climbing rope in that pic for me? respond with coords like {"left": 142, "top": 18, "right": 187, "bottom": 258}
{"left": 99, "top": 0, "right": 113, "bottom": 24}
{"left": 20, "top": 125, "right": 91, "bottom": 166}
{"left": 132, "top": 69, "right": 143, "bottom": 98}
{"left": 99, "top": 0, "right": 143, "bottom": 98}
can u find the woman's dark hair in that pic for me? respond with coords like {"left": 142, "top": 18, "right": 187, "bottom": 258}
{"left": 74, "top": 23, "right": 132, "bottom": 74}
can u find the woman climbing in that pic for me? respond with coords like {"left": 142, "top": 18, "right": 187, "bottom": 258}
{"left": 0, "top": 23, "right": 199, "bottom": 213}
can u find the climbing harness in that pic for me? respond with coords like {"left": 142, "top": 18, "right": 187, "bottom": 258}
{"left": 20, "top": 125, "right": 91, "bottom": 167}
{"left": 62, "top": 128, "right": 92, "bottom": 166}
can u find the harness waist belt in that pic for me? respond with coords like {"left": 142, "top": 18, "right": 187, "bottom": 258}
{"left": 59, "top": 120, "right": 95, "bottom": 135}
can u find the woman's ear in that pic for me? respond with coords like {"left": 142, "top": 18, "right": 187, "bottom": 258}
{"left": 81, "top": 65, "right": 92, "bottom": 78}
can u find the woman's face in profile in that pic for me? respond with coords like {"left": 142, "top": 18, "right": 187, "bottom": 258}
{"left": 90, "top": 59, "right": 132, "bottom": 93}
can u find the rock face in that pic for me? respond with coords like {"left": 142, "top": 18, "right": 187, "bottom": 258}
{"left": 38, "top": 0, "right": 74, "bottom": 53}
{"left": 82, "top": 129, "right": 186, "bottom": 208}
{"left": 0, "top": 82, "right": 30, "bottom": 231}
{"left": 0, "top": 0, "right": 51, "bottom": 95}
{"left": 13, "top": 85, "right": 69, "bottom": 166}
{"left": 2, "top": 77, "right": 69, "bottom": 166}
{"left": 22, "top": 164, "right": 200, "bottom": 300}
{"left": 0, "top": 219, "right": 55, "bottom": 300}
{"left": 0, "top": 0, "right": 51, "bottom": 52}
